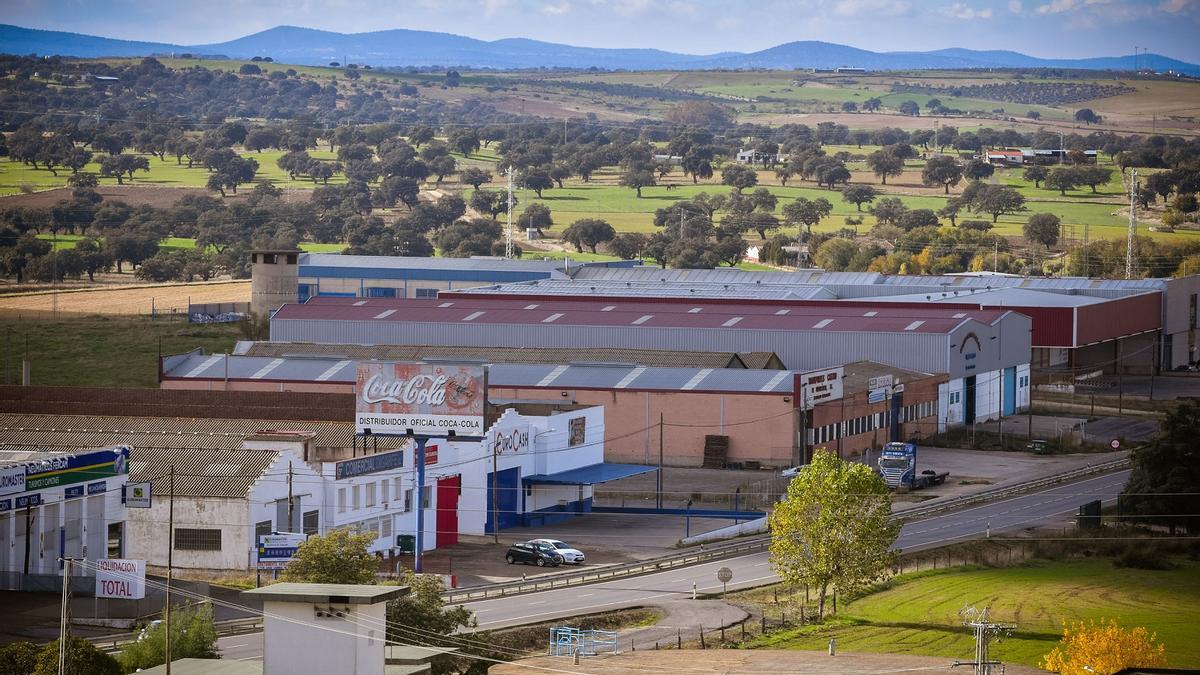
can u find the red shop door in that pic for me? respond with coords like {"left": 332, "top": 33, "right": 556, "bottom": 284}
{"left": 436, "top": 475, "right": 461, "bottom": 548}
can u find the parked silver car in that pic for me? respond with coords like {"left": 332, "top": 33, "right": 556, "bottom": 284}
{"left": 527, "top": 538, "right": 585, "bottom": 564}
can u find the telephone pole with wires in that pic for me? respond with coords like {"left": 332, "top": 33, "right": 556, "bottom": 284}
{"left": 1126, "top": 170, "right": 1138, "bottom": 279}
{"left": 505, "top": 165, "right": 515, "bottom": 259}
{"left": 953, "top": 607, "right": 1014, "bottom": 675}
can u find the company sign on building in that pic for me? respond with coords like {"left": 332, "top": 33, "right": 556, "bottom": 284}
{"left": 797, "top": 367, "right": 844, "bottom": 408}
{"left": 490, "top": 425, "right": 530, "bottom": 455}
{"left": 0, "top": 465, "right": 25, "bottom": 497}
{"left": 356, "top": 362, "right": 486, "bottom": 437}
{"left": 95, "top": 558, "right": 146, "bottom": 599}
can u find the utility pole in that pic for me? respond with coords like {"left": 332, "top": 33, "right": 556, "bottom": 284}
{"left": 287, "top": 462, "right": 294, "bottom": 531}
{"left": 954, "top": 608, "right": 1014, "bottom": 675}
{"left": 491, "top": 437, "right": 499, "bottom": 545}
{"left": 1126, "top": 170, "right": 1138, "bottom": 279}
{"left": 59, "top": 557, "right": 78, "bottom": 674}
{"left": 504, "top": 165, "right": 515, "bottom": 259}
{"left": 165, "top": 466, "right": 175, "bottom": 675}
{"left": 657, "top": 413, "right": 664, "bottom": 509}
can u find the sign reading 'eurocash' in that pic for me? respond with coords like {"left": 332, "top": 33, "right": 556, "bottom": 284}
{"left": 21, "top": 447, "right": 129, "bottom": 493}
{"left": 356, "top": 362, "right": 486, "bottom": 437}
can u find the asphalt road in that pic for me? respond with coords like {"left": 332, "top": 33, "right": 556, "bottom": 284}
{"left": 216, "top": 632, "right": 263, "bottom": 661}
{"left": 214, "top": 470, "right": 1129, "bottom": 660}
{"left": 460, "top": 470, "right": 1130, "bottom": 630}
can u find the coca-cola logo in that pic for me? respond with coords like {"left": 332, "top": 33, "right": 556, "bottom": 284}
{"left": 362, "top": 373, "right": 449, "bottom": 405}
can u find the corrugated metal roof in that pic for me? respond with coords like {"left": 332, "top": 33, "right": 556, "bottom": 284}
{"left": 0, "top": 413, "right": 405, "bottom": 453}
{"left": 162, "top": 355, "right": 801, "bottom": 394}
{"left": 448, "top": 280, "right": 837, "bottom": 301}
{"left": 302, "top": 252, "right": 589, "bottom": 273}
{"left": 273, "top": 298, "right": 985, "bottom": 335}
{"left": 864, "top": 287, "right": 1118, "bottom": 308}
{"left": 240, "top": 342, "right": 754, "bottom": 369}
{"left": 128, "top": 446, "right": 279, "bottom": 498}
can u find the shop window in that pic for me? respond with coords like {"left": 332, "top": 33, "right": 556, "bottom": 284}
{"left": 303, "top": 510, "right": 319, "bottom": 536}
{"left": 175, "top": 529, "right": 221, "bottom": 551}
{"left": 107, "top": 522, "right": 123, "bottom": 559}
{"left": 255, "top": 520, "right": 272, "bottom": 541}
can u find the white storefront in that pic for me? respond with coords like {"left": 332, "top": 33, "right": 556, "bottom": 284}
{"left": 324, "top": 406, "right": 607, "bottom": 556}
{"left": 0, "top": 447, "right": 129, "bottom": 589}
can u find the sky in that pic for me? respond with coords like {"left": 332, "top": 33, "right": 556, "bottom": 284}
{"left": 3, "top": 0, "right": 1199, "bottom": 62}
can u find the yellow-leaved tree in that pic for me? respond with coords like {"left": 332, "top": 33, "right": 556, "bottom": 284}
{"left": 1042, "top": 618, "right": 1167, "bottom": 675}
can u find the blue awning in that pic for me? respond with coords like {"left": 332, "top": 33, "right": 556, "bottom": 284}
{"left": 522, "top": 463, "right": 657, "bottom": 486}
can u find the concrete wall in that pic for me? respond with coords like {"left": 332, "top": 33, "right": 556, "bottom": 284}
{"left": 128, "top": 496, "right": 248, "bottom": 570}
{"left": 261, "top": 599, "right": 386, "bottom": 675}
{"left": 487, "top": 387, "right": 796, "bottom": 468}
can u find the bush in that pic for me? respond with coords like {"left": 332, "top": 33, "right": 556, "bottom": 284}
{"left": 1113, "top": 547, "right": 1177, "bottom": 570}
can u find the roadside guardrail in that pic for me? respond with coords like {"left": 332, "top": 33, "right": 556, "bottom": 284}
{"left": 88, "top": 616, "right": 263, "bottom": 653}
{"left": 442, "top": 456, "right": 1131, "bottom": 604}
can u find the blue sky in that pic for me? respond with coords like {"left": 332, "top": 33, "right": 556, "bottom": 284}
{"left": 3, "top": 0, "right": 1198, "bottom": 62}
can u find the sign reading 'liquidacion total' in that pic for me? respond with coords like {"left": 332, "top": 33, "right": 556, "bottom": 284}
{"left": 356, "top": 362, "right": 486, "bottom": 437}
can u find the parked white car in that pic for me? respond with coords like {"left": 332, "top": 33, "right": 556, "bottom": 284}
{"left": 780, "top": 465, "right": 802, "bottom": 478}
{"left": 527, "top": 538, "right": 585, "bottom": 564}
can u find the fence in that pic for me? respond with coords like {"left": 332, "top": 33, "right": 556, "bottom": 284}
{"left": 548, "top": 627, "right": 619, "bottom": 657}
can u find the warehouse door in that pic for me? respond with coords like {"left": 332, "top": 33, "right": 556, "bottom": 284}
{"left": 485, "top": 467, "right": 521, "bottom": 534}
{"left": 1003, "top": 367, "right": 1017, "bottom": 416}
{"left": 963, "top": 375, "right": 977, "bottom": 424}
{"left": 436, "top": 475, "right": 461, "bottom": 548}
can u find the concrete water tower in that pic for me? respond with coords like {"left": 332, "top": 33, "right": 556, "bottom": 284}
{"left": 251, "top": 249, "right": 301, "bottom": 317}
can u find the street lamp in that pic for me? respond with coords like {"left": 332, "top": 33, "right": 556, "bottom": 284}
{"left": 685, "top": 498, "right": 694, "bottom": 539}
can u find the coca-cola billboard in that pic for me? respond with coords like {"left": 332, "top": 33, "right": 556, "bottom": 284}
{"left": 356, "top": 362, "right": 486, "bottom": 437}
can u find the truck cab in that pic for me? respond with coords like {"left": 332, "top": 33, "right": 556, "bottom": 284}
{"left": 878, "top": 442, "right": 917, "bottom": 488}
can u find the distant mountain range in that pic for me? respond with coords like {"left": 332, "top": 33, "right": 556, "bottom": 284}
{"left": 3, "top": 23, "right": 1198, "bottom": 75}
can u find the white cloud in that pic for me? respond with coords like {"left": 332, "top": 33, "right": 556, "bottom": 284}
{"left": 541, "top": 1, "right": 570, "bottom": 14}
{"left": 832, "top": 0, "right": 912, "bottom": 17}
{"left": 940, "top": 2, "right": 994, "bottom": 19}
{"left": 1035, "top": 0, "right": 1110, "bottom": 15}
{"left": 482, "top": 0, "right": 510, "bottom": 16}
{"left": 1008, "top": 0, "right": 1023, "bottom": 12}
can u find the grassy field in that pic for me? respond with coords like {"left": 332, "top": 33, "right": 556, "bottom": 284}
{"left": 0, "top": 314, "right": 241, "bottom": 388}
{"left": 742, "top": 559, "right": 1200, "bottom": 669}
{"left": 35, "top": 234, "right": 345, "bottom": 254}
{"left": 0, "top": 150, "right": 344, "bottom": 196}
{"left": 504, "top": 173, "right": 1163, "bottom": 242}
{"left": 691, "top": 82, "right": 1069, "bottom": 121}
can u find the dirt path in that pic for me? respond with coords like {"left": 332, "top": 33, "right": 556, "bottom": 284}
{"left": 0, "top": 280, "right": 249, "bottom": 316}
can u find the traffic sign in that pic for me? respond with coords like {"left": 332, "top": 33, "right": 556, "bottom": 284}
{"left": 717, "top": 566, "right": 733, "bottom": 596}
{"left": 1110, "top": 439, "right": 1121, "bottom": 449}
